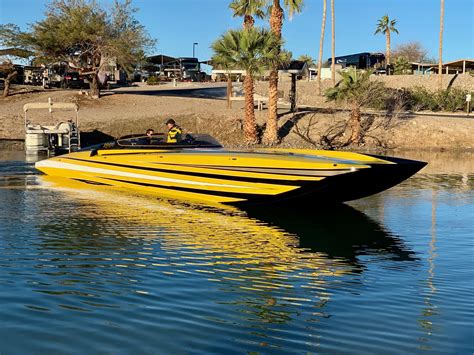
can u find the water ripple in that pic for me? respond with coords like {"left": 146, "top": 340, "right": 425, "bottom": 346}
{"left": 0, "top": 153, "right": 472, "bottom": 353}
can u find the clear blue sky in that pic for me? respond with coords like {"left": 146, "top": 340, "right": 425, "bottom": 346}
{"left": 1, "top": 0, "right": 473, "bottom": 63}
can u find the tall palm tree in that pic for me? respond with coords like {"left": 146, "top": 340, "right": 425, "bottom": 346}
{"left": 438, "top": 0, "right": 444, "bottom": 90}
{"left": 330, "top": 0, "right": 335, "bottom": 86}
{"left": 374, "top": 15, "right": 399, "bottom": 67}
{"left": 230, "top": 0, "right": 266, "bottom": 28}
{"left": 263, "top": 0, "right": 303, "bottom": 145}
{"left": 228, "top": 0, "right": 266, "bottom": 109}
{"left": 212, "top": 28, "right": 282, "bottom": 144}
{"left": 317, "top": 0, "right": 327, "bottom": 95}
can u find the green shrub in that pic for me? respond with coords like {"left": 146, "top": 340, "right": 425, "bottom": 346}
{"left": 146, "top": 76, "right": 160, "bottom": 85}
{"left": 365, "top": 86, "right": 470, "bottom": 112}
{"left": 435, "top": 88, "right": 467, "bottom": 111}
{"left": 405, "top": 87, "right": 469, "bottom": 112}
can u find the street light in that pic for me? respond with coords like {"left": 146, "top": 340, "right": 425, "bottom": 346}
{"left": 193, "top": 42, "right": 198, "bottom": 58}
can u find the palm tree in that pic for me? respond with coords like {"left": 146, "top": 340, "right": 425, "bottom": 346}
{"left": 330, "top": 0, "right": 335, "bottom": 86}
{"left": 297, "top": 54, "right": 314, "bottom": 67}
{"left": 325, "top": 68, "right": 381, "bottom": 144}
{"left": 228, "top": 0, "right": 266, "bottom": 108}
{"left": 212, "top": 28, "right": 282, "bottom": 144}
{"left": 438, "top": 0, "right": 444, "bottom": 90}
{"left": 263, "top": 0, "right": 303, "bottom": 145}
{"left": 317, "top": 0, "right": 327, "bottom": 95}
{"left": 230, "top": 0, "right": 266, "bottom": 28}
{"left": 374, "top": 15, "right": 399, "bottom": 67}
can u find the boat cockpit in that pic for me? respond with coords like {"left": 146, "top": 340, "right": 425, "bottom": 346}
{"left": 83, "top": 133, "right": 223, "bottom": 151}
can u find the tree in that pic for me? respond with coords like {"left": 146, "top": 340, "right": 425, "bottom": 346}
{"left": 0, "top": 26, "right": 34, "bottom": 97}
{"left": 374, "top": 15, "right": 399, "bottom": 66}
{"left": 230, "top": 0, "right": 266, "bottom": 28}
{"left": 317, "top": 0, "right": 327, "bottom": 95}
{"left": 1, "top": 0, "right": 154, "bottom": 99}
{"left": 0, "top": 60, "right": 19, "bottom": 98}
{"left": 228, "top": 0, "right": 266, "bottom": 108}
{"left": 297, "top": 54, "right": 315, "bottom": 67}
{"left": 212, "top": 28, "right": 282, "bottom": 144}
{"left": 325, "top": 68, "right": 385, "bottom": 144}
{"left": 392, "top": 41, "right": 429, "bottom": 63}
{"left": 393, "top": 56, "right": 411, "bottom": 75}
{"left": 0, "top": 53, "right": 32, "bottom": 98}
{"left": 330, "top": 0, "right": 335, "bottom": 86}
{"left": 263, "top": 0, "right": 304, "bottom": 145}
{"left": 438, "top": 0, "right": 444, "bottom": 90}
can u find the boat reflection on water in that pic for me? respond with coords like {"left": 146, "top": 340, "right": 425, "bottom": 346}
{"left": 245, "top": 204, "right": 417, "bottom": 267}
{"left": 37, "top": 175, "right": 417, "bottom": 274}
{"left": 26, "top": 176, "right": 422, "bottom": 343}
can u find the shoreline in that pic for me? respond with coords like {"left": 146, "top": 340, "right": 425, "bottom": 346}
{"left": 1, "top": 85, "right": 473, "bottom": 152}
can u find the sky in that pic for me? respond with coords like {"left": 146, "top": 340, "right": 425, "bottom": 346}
{"left": 1, "top": 0, "right": 473, "bottom": 64}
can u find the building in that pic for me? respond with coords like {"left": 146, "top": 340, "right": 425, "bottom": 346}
{"left": 410, "top": 59, "right": 474, "bottom": 75}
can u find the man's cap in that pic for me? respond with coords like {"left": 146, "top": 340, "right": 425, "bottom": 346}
{"left": 165, "top": 118, "right": 175, "bottom": 125}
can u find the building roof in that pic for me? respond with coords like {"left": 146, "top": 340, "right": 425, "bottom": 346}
{"left": 410, "top": 59, "right": 474, "bottom": 68}
{"left": 443, "top": 59, "right": 474, "bottom": 67}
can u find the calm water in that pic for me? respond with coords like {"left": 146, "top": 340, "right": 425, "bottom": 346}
{"left": 0, "top": 150, "right": 473, "bottom": 354}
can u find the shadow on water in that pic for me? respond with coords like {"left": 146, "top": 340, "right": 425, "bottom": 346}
{"left": 244, "top": 204, "right": 418, "bottom": 266}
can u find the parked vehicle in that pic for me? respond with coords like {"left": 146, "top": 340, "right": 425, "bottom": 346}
{"left": 61, "top": 71, "right": 87, "bottom": 89}
{"left": 328, "top": 52, "right": 385, "bottom": 70}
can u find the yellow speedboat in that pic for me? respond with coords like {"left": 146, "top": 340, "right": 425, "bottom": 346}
{"left": 35, "top": 134, "right": 426, "bottom": 206}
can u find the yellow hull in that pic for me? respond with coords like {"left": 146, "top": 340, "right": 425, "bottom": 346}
{"left": 35, "top": 147, "right": 425, "bottom": 205}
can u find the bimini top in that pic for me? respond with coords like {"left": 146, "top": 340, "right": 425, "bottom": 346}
{"left": 87, "top": 133, "right": 223, "bottom": 151}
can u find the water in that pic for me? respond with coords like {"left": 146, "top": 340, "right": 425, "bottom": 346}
{"left": 0, "top": 150, "right": 473, "bottom": 354}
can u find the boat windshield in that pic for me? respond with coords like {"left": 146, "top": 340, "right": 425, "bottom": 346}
{"left": 108, "top": 133, "right": 222, "bottom": 149}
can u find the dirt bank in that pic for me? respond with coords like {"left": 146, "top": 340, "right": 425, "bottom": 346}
{"left": 0, "top": 86, "right": 473, "bottom": 151}
{"left": 255, "top": 74, "right": 474, "bottom": 108}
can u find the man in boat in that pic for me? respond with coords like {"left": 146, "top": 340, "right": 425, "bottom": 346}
{"left": 165, "top": 119, "right": 182, "bottom": 143}
{"left": 145, "top": 128, "right": 154, "bottom": 144}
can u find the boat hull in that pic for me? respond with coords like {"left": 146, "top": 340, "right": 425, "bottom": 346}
{"left": 35, "top": 149, "right": 426, "bottom": 206}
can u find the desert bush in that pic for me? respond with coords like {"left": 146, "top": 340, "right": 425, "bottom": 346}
{"left": 406, "top": 87, "right": 469, "bottom": 112}
{"left": 146, "top": 76, "right": 160, "bottom": 85}
{"left": 434, "top": 88, "right": 468, "bottom": 112}
{"left": 369, "top": 86, "right": 471, "bottom": 112}
{"left": 407, "top": 86, "right": 438, "bottom": 111}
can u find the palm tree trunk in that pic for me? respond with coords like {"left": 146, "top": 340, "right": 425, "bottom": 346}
{"left": 386, "top": 31, "right": 391, "bottom": 65}
{"left": 263, "top": 0, "right": 283, "bottom": 146}
{"left": 244, "top": 74, "right": 258, "bottom": 144}
{"left": 317, "top": 0, "right": 327, "bottom": 96}
{"left": 438, "top": 0, "right": 444, "bottom": 90}
{"left": 330, "top": 0, "right": 336, "bottom": 86}
{"left": 349, "top": 103, "right": 361, "bottom": 144}
{"left": 2, "top": 71, "right": 17, "bottom": 98}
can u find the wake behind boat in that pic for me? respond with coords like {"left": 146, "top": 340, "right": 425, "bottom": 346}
{"left": 35, "top": 133, "right": 427, "bottom": 206}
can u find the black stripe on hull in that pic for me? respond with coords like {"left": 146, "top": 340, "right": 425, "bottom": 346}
{"left": 72, "top": 178, "right": 113, "bottom": 186}
{"left": 64, "top": 157, "right": 333, "bottom": 186}
{"left": 156, "top": 162, "right": 353, "bottom": 176}
{"left": 101, "top": 177, "right": 271, "bottom": 200}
